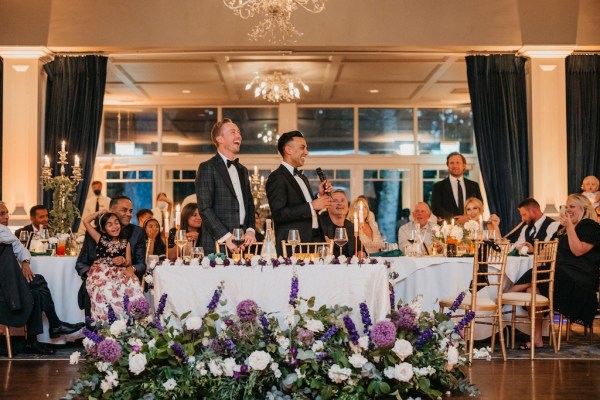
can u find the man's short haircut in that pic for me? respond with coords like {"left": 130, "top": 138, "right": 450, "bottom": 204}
{"left": 91, "top": 180, "right": 102, "bottom": 186}
{"left": 136, "top": 208, "right": 153, "bottom": 220}
{"left": 518, "top": 198, "right": 541, "bottom": 210}
{"left": 277, "top": 130, "right": 304, "bottom": 157}
{"left": 446, "top": 152, "right": 466, "bottom": 165}
{"left": 210, "top": 118, "right": 234, "bottom": 145}
{"left": 110, "top": 195, "right": 132, "bottom": 209}
{"left": 29, "top": 205, "right": 48, "bottom": 217}
{"left": 331, "top": 189, "right": 347, "bottom": 198}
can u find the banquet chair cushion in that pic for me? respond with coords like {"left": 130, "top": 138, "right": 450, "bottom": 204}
{"left": 502, "top": 292, "right": 549, "bottom": 306}
{"left": 439, "top": 293, "right": 497, "bottom": 310}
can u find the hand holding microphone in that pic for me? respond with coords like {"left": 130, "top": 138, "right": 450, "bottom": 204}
{"left": 312, "top": 167, "right": 332, "bottom": 211}
{"left": 316, "top": 167, "right": 333, "bottom": 197}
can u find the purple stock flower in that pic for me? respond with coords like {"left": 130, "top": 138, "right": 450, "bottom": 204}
{"left": 320, "top": 325, "right": 338, "bottom": 342}
{"left": 245, "top": 258, "right": 252, "bottom": 266}
{"left": 389, "top": 306, "right": 417, "bottom": 331}
{"left": 171, "top": 342, "right": 187, "bottom": 362}
{"left": 369, "top": 258, "right": 378, "bottom": 264}
{"left": 288, "top": 275, "right": 299, "bottom": 306}
{"left": 123, "top": 295, "right": 130, "bottom": 316}
{"left": 236, "top": 299, "right": 259, "bottom": 322}
{"left": 82, "top": 327, "right": 104, "bottom": 344}
{"left": 389, "top": 283, "right": 396, "bottom": 311}
{"left": 343, "top": 315, "right": 359, "bottom": 345}
{"left": 259, "top": 314, "right": 269, "bottom": 329}
{"left": 106, "top": 304, "right": 117, "bottom": 325}
{"left": 207, "top": 285, "right": 223, "bottom": 313}
{"left": 415, "top": 328, "right": 434, "bottom": 349}
{"left": 331, "top": 257, "right": 340, "bottom": 265}
{"left": 259, "top": 258, "right": 268, "bottom": 266}
{"left": 447, "top": 291, "right": 467, "bottom": 316}
{"left": 156, "top": 293, "right": 168, "bottom": 317}
{"left": 359, "top": 302, "right": 372, "bottom": 334}
{"left": 223, "top": 338, "right": 237, "bottom": 353}
{"left": 128, "top": 297, "right": 150, "bottom": 319}
{"left": 284, "top": 257, "right": 292, "bottom": 265}
{"left": 153, "top": 316, "right": 164, "bottom": 332}
{"left": 370, "top": 320, "right": 397, "bottom": 347}
{"left": 454, "top": 311, "right": 476, "bottom": 335}
{"left": 97, "top": 339, "right": 122, "bottom": 363}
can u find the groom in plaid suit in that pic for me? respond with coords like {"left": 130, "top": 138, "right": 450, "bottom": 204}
{"left": 195, "top": 118, "right": 256, "bottom": 255}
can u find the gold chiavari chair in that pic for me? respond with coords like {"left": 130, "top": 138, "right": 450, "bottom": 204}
{"left": 439, "top": 240, "right": 510, "bottom": 362}
{"left": 215, "top": 241, "right": 264, "bottom": 260}
{"left": 0, "top": 325, "right": 13, "bottom": 358}
{"left": 281, "top": 240, "right": 334, "bottom": 261}
{"left": 502, "top": 239, "right": 559, "bottom": 359}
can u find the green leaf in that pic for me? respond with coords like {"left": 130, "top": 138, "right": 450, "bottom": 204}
{"left": 180, "top": 311, "right": 191, "bottom": 320}
{"left": 379, "top": 382, "right": 391, "bottom": 394}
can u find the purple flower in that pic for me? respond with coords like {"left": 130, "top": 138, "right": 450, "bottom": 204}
{"left": 289, "top": 275, "right": 299, "bottom": 306}
{"left": 128, "top": 297, "right": 150, "bottom": 319}
{"left": 82, "top": 327, "right": 104, "bottom": 344}
{"left": 369, "top": 258, "right": 378, "bottom": 264}
{"left": 389, "top": 306, "right": 417, "bottom": 331}
{"left": 106, "top": 304, "right": 117, "bottom": 325}
{"left": 415, "top": 328, "right": 434, "bottom": 349}
{"left": 153, "top": 316, "right": 164, "bottom": 332}
{"left": 389, "top": 283, "right": 396, "bottom": 311}
{"left": 123, "top": 295, "right": 130, "bottom": 316}
{"left": 331, "top": 258, "right": 340, "bottom": 265}
{"left": 272, "top": 258, "right": 280, "bottom": 267}
{"left": 259, "top": 314, "right": 269, "bottom": 329}
{"left": 156, "top": 293, "right": 168, "bottom": 317}
{"left": 210, "top": 260, "right": 216, "bottom": 267}
{"left": 207, "top": 285, "right": 223, "bottom": 313}
{"left": 320, "top": 325, "right": 338, "bottom": 342}
{"left": 223, "top": 258, "right": 231, "bottom": 266}
{"left": 171, "top": 342, "right": 186, "bottom": 362}
{"left": 225, "top": 319, "right": 233, "bottom": 327}
{"left": 359, "top": 302, "right": 372, "bottom": 334}
{"left": 370, "top": 320, "right": 397, "bottom": 347}
{"left": 233, "top": 371, "right": 240, "bottom": 379}
{"left": 245, "top": 258, "right": 252, "bottom": 266}
{"left": 454, "top": 311, "right": 475, "bottom": 335}
{"left": 316, "top": 351, "right": 328, "bottom": 361}
{"left": 223, "top": 338, "right": 237, "bottom": 353}
{"left": 290, "top": 347, "right": 298, "bottom": 358}
{"left": 236, "top": 299, "right": 259, "bottom": 322}
{"left": 447, "top": 291, "right": 467, "bottom": 316}
{"left": 132, "top": 345, "right": 140, "bottom": 352}
{"left": 97, "top": 339, "right": 122, "bottom": 363}
{"left": 284, "top": 257, "right": 292, "bottom": 265}
{"left": 259, "top": 258, "right": 268, "bottom": 266}
{"left": 240, "top": 364, "right": 248, "bottom": 374}
{"left": 343, "top": 315, "right": 359, "bottom": 345}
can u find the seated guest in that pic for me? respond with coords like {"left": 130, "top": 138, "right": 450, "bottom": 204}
{"left": 463, "top": 197, "right": 501, "bottom": 238}
{"left": 347, "top": 196, "right": 384, "bottom": 254}
{"left": 77, "top": 181, "right": 111, "bottom": 234}
{"left": 0, "top": 201, "right": 84, "bottom": 355}
{"left": 319, "top": 190, "right": 361, "bottom": 257}
{"left": 167, "top": 203, "right": 202, "bottom": 260}
{"left": 514, "top": 198, "right": 560, "bottom": 254}
{"left": 398, "top": 202, "right": 435, "bottom": 254}
{"left": 144, "top": 218, "right": 166, "bottom": 258}
{"left": 15, "top": 205, "right": 49, "bottom": 249}
{"left": 510, "top": 194, "right": 600, "bottom": 349}
{"left": 136, "top": 208, "right": 153, "bottom": 228}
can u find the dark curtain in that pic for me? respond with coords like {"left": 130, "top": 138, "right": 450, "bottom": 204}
{"left": 0, "top": 57, "right": 3, "bottom": 200}
{"left": 466, "top": 55, "right": 529, "bottom": 234}
{"left": 566, "top": 55, "right": 600, "bottom": 195}
{"left": 43, "top": 55, "right": 108, "bottom": 231}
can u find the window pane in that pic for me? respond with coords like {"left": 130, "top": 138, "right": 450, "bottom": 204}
{"left": 162, "top": 108, "right": 217, "bottom": 153}
{"left": 106, "top": 171, "right": 120, "bottom": 180}
{"left": 139, "top": 171, "right": 153, "bottom": 179}
{"left": 297, "top": 108, "right": 354, "bottom": 154}
{"left": 222, "top": 108, "right": 279, "bottom": 154}
{"left": 123, "top": 171, "right": 136, "bottom": 179}
{"left": 417, "top": 108, "right": 474, "bottom": 154}
{"left": 182, "top": 170, "right": 196, "bottom": 180}
{"left": 103, "top": 109, "right": 158, "bottom": 155}
{"left": 358, "top": 108, "right": 414, "bottom": 155}
{"left": 173, "top": 182, "right": 196, "bottom": 204}
{"left": 106, "top": 182, "right": 153, "bottom": 225}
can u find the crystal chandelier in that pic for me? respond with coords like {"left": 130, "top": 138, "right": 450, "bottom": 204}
{"left": 222, "top": 0, "right": 328, "bottom": 42}
{"left": 245, "top": 71, "right": 310, "bottom": 103}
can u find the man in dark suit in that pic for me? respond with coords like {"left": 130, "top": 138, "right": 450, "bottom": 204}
{"left": 195, "top": 118, "right": 256, "bottom": 255}
{"left": 76, "top": 196, "right": 146, "bottom": 316}
{"left": 431, "top": 152, "right": 482, "bottom": 224}
{"left": 15, "top": 205, "right": 49, "bottom": 249}
{"left": 266, "top": 131, "right": 332, "bottom": 255}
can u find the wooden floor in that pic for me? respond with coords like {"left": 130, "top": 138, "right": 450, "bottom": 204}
{"left": 1, "top": 359, "right": 600, "bottom": 399}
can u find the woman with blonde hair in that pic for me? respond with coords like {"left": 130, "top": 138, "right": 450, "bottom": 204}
{"left": 347, "top": 196, "right": 384, "bottom": 254}
{"left": 463, "top": 197, "right": 501, "bottom": 238}
{"left": 510, "top": 193, "right": 600, "bottom": 349}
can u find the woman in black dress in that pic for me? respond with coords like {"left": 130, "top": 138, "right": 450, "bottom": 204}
{"left": 511, "top": 193, "right": 600, "bottom": 348}
{"left": 167, "top": 203, "right": 203, "bottom": 260}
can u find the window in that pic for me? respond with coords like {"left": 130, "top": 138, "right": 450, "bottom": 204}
{"left": 417, "top": 108, "right": 474, "bottom": 155}
{"left": 162, "top": 108, "right": 217, "bottom": 153}
{"left": 106, "top": 169, "right": 154, "bottom": 225}
{"left": 103, "top": 109, "right": 158, "bottom": 155}
{"left": 165, "top": 169, "right": 197, "bottom": 205}
{"left": 222, "top": 107, "right": 279, "bottom": 154}
{"left": 301, "top": 169, "right": 351, "bottom": 197}
{"left": 297, "top": 108, "right": 354, "bottom": 154}
{"left": 358, "top": 108, "right": 414, "bottom": 155}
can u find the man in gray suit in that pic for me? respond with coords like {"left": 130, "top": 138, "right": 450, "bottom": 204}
{"left": 195, "top": 118, "right": 256, "bottom": 255}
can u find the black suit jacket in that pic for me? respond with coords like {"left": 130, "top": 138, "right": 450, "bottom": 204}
{"left": 14, "top": 225, "right": 34, "bottom": 249}
{"left": 266, "top": 165, "right": 321, "bottom": 255}
{"left": 431, "top": 177, "right": 482, "bottom": 220}
{"left": 195, "top": 154, "right": 255, "bottom": 254}
{"left": 0, "top": 244, "right": 34, "bottom": 327}
{"left": 318, "top": 213, "right": 361, "bottom": 258}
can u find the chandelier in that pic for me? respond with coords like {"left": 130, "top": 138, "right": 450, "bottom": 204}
{"left": 222, "top": 0, "right": 328, "bottom": 42}
{"left": 245, "top": 71, "right": 310, "bottom": 103}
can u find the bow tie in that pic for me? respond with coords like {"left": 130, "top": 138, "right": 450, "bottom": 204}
{"left": 293, "top": 168, "right": 304, "bottom": 176}
{"left": 227, "top": 158, "right": 239, "bottom": 168}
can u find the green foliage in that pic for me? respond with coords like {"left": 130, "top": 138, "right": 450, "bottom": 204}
{"left": 43, "top": 175, "right": 81, "bottom": 235}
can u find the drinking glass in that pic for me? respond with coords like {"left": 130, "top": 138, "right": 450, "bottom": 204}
{"left": 176, "top": 230, "right": 187, "bottom": 259}
{"left": 488, "top": 229, "right": 497, "bottom": 242}
{"left": 317, "top": 245, "right": 329, "bottom": 260}
{"left": 193, "top": 247, "right": 204, "bottom": 260}
{"left": 18, "top": 231, "right": 30, "bottom": 247}
{"left": 407, "top": 222, "right": 417, "bottom": 244}
{"left": 57, "top": 238, "right": 66, "bottom": 256}
{"left": 333, "top": 227, "right": 348, "bottom": 255}
{"left": 38, "top": 228, "right": 49, "bottom": 250}
{"left": 182, "top": 239, "right": 194, "bottom": 263}
{"left": 287, "top": 229, "right": 301, "bottom": 257}
{"left": 232, "top": 228, "right": 245, "bottom": 260}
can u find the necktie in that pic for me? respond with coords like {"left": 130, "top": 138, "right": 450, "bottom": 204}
{"left": 227, "top": 158, "right": 239, "bottom": 168}
{"left": 95, "top": 198, "right": 100, "bottom": 212}
{"left": 529, "top": 225, "right": 537, "bottom": 240}
{"left": 293, "top": 168, "right": 303, "bottom": 176}
{"left": 456, "top": 179, "right": 464, "bottom": 213}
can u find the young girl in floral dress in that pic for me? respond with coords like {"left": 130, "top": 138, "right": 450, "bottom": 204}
{"left": 83, "top": 209, "right": 144, "bottom": 320}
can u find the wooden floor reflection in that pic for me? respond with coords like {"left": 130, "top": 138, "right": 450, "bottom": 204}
{"left": 1, "top": 358, "right": 599, "bottom": 399}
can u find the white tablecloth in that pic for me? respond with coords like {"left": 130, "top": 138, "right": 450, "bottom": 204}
{"left": 153, "top": 263, "right": 391, "bottom": 330}
{"left": 30, "top": 256, "right": 85, "bottom": 344}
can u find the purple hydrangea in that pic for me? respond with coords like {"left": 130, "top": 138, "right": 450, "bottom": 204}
{"left": 128, "top": 297, "right": 150, "bottom": 319}
{"left": 236, "top": 299, "right": 259, "bottom": 322}
{"left": 370, "top": 320, "right": 397, "bottom": 348}
{"left": 97, "top": 339, "right": 122, "bottom": 363}
{"left": 343, "top": 315, "right": 359, "bottom": 345}
{"left": 359, "top": 302, "right": 372, "bottom": 334}
{"left": 289, "top": 275, "right": 299, "bottom": 306}
{"left": 82, "top": 327, "right": 104, "bottom": 344}
{"left": 389, "top": 306, "right": 417, "bottom": 331}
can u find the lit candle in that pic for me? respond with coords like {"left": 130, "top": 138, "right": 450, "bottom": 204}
{"left": 254, "top": 165, "right": 258, "bottom": 175}
{"left": 358, "top": 202, "right": 364, "bottom": 224}
{"left": 479, "top": 215, "right": 483, "bottom": 231}
{"left": 164, "top": 211, "right": 170, "bottom": 233}
{"left": 260, "top": 176, "right": 264, "bottom": 186}
{"left": 74, "top": 155, "right": 80, "bottom": 168}
{"left": 44, "top": 155, "right": 50, "bottom": 167}
{"left": 61, "top": 140, "right": 66, "bottom": 152}
{"left": 354, "top": 212, "right": 359, "bottom": 234}
{"left": 451, "top": 218, "right": 455, "bottom": 226}
{"left": 175, "top": 204, "right": 181, "bottom": 227}
{"left": 442, "top": 220, "right": 447, "bottom": 238}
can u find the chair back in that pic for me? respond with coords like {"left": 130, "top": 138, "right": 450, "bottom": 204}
{"left": 470, "top": 240, "right": 510, "bottom": 308}
{"left": 281, "top": 240, "right": 334, "bottom": 260}
{"left": 531, "top": 239, "right": 559, "bottom": 310}
{"left": 215, "top": 241, "right": 264, "bottom": 258}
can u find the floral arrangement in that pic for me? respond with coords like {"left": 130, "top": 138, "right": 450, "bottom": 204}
{"left": 65, "top": 278, "right": 477, "bottom": 399}
{"left": 432, "top": 220, "right": 480, "bottom": 243}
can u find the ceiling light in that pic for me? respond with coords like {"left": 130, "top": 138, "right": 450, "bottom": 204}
{"left": 246, "top": 71, "right": 309, "bottom": 103}
{"left": 369, "top": 89, "right": 379, "bottom": 93}
{"left": 182, "top": 89, "right": 191, "bottom": 94}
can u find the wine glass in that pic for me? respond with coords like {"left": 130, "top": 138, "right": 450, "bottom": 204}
{"left": 317, "top": 244, "right": 329, "bottom": 261}
{"left": 18, "top": 231, "right": 30, "bottom": 247}
{"left": 193, "top": 247, "right": 204, "bottom": 260}
{"left": 407, "top": 222, "right": 417, "bottom": 245}
{"left": 232, "top": 228, "right": 245, "bottom": 261}
{"left": 333, "top": 227, "right": 348, "bottom": 256}
{"left": 287, "top": 229, "right": 301, "bottom": 257}
{"left": 175, "top": 230, "right": 187, "bottom": 259}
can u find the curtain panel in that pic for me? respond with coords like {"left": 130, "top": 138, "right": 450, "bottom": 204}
{"left": 466, "top": 55, "right": 530, "bottom": 234}
{"left": 566, "top": 54, "right": 600, "bottom": 195}
{"left": 0, "top": 58, "right": 3, "bottom": 200}
{"left": 43, "top": 55, "right": 107, "bottom": 231}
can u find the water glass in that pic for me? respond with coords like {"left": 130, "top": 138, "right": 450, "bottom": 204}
{"left": 193, "top": 247, "right": 204, "bottom": 260}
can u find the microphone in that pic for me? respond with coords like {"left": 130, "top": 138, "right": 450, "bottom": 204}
{"left": 316, "top": 167, "right": 332, "bottom": 197}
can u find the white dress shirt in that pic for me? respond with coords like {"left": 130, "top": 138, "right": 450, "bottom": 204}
{"left": 281, "top": 161, "right": 318, "bottom": 229}
{"left": 514, "top": 215, "right": 560, "bottom": 248}
{"left": 397, "top": 221, "right": 434, "bottom": 253}
{"left": 449, "top": 175, "right": 466, "bottom": 208}
{"left": 0, "top": 224, "right": 31, "bottom": 264}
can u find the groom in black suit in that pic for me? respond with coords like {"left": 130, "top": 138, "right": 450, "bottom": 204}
{"left": 196, "top": 118, "right": 256, "bottom": 255}
{"left": 431, "top": 152, "right": 483, "bottom": 223}
{"left": 266, "top": 131, "right": 332, "bottom": 255}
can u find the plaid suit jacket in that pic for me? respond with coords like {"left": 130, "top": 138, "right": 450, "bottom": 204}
{"left": 195, "top": 154, "right": 255, "bottom": 254}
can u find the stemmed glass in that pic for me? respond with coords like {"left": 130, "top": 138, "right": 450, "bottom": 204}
{"left": 175, "top": 230, "right": 187, "bottom": 260}
{"left": 333, "top": 227, "right": 348, "bottom": 256}
{"left": 232, "top": 228, "right": 245, "bottom": 261}
{"left": 193, "top": 247, "right": 204, "bottom": 261}
{"left": 18, "top": 231, "right": 30, "bottom": 247}
{"left": 287, "top": 229, "right": 301, "bottom": 257}
{"left": 407, "top": 221, "right": 417, "bottom": 245}
{"left": 38, "top": 228, "right": 49, "bottom": 251}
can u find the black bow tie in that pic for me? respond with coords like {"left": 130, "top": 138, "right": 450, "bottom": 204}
{"left": 293, "top": 168, "right": 303, "bottom": 176}
{"left": 227, "top": 158, "right": 239, "bottom": 168}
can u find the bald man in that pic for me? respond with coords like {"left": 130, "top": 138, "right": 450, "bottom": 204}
{"left": 397, "top": 202, "right": 436, "bottom": 253}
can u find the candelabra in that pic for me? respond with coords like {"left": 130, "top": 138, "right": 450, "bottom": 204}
{"left": 250, "top": 166, "right": 267, "bottom": 207}
{"left": 41, "top": 141, "right": 83, "bottom": 235}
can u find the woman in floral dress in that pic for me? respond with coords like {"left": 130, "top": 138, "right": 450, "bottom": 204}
{"left": 83, "top": 209, "right": 144, "bottom": 320}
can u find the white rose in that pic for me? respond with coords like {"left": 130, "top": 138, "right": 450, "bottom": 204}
{"left": 163, "top": 378, "right": 176, "bottom": 391}
{"left": 248, "top": 350, "right": 272, "bottom": 371}
{"left": 215, "top": 257, "right": 224, "bottom": 265}
{"left": 358, "top": 336, "right": 370, "bottom": 350}
{"left": 144, "top": 275, "right": 154, "bottom": 284}
{"left": 451, "top": 226, "right": 464, "bottom": 241}
{"left": 447, "top": 346, "right": 459, "bottom": 365}
{"left": 311, "top": 340, "right": 324, "bottom": 353}
{"left": 83, "top": 338, "right": 96, "bottom": 350}
{"left": 276, "top": 335, "right": 290, "bottom": 350}
{"left": 392, "top": 339, "right": 413, "bottom": 361}
{"left": 100, "top": 380, "right": 112, "bottom": 393}
{"left": 208, "top": 359, "right": 223, "bottom": 376}
{"left": 327, "top": 364, "right": 352, "bottom": 383}
{"left": 338, "top": 255, "right": 347, "bottom": 264}
{"left": 147, "top": 338, "right": 156, "bottom": 349}
{"left": 128, "top": 338, "right": 143, "bottom": 348}
{"left": 350, "top": 255, "right": 359, "bottom": 264}
{"left": 109, "top": 320, "right": 127, "bottom": 338}
{"left": 196, "top": 362, "right": 208, "bottom": 376}
{"left": 70, "top": 351, "right": 81, "bottom": 365}
{"left": 189, "top": 258, "right": 199, "bottom": 266}
{"left": 128, "top": 352, "right": 147, "bottom": 375}
{"left": 348, "top": 353, "right": 368, "bottom": 369}
{"left": 95, "top": 361, "right": 111, "bottom": 372}
{"left": 324, "top": 255, "right": 335, "bottom": 264}
{"left": 464, "top": 220, "right": 479, "bottom": 233}
{"left": 304, "top": 318, "right": 325, "bottom": 333}
{"left": 274, "top": 368, "right": 282, "bottom": 378}
{"left": 201, "top": 257, "right": 211, "bottom": 268}
{"left": 385, "top": 363, "right": 414, "bottom": 382}
{"left": 185, "top": 316, "right": 202, "bottom": 331}
{"left": 413, "top": 365, "right": 436, "bottom": 377}
{"left": 222, "top": 357, "right": 237, "bottom": 377}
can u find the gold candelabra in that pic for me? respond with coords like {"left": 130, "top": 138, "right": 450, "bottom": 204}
{"left": 250, "top": 166, "right": 266, "bottom": 206}
{"left": 41, "top": 141, "right": 83, "bottom": 185}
